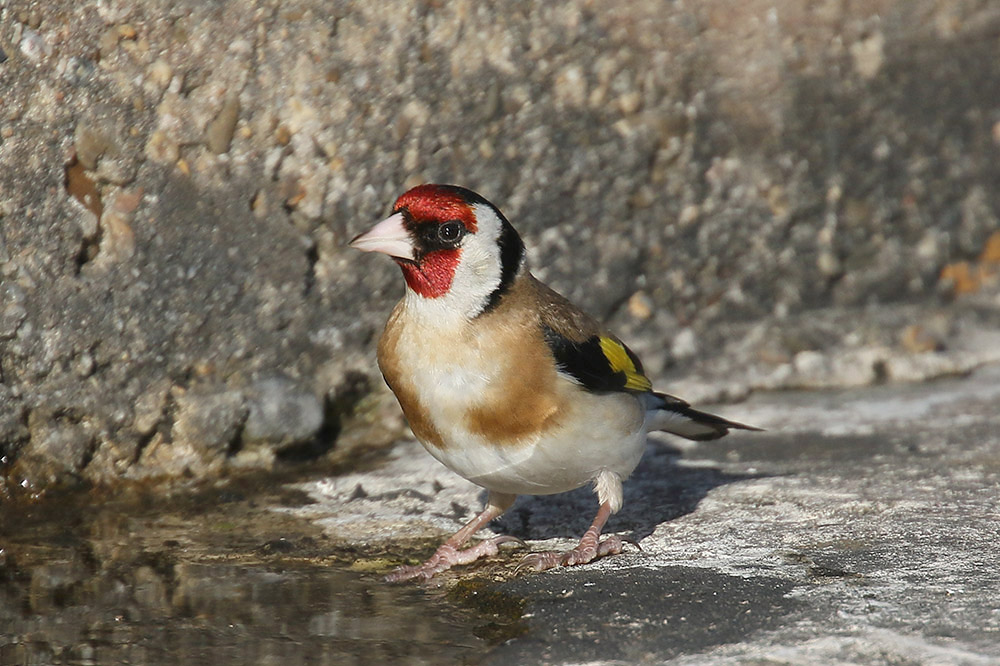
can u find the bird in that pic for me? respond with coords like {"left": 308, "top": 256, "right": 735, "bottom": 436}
{"left": 350, "top": 184, "right": 760, "bottom": 582}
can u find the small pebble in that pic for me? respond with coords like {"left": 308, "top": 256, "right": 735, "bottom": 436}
{"left": 94, "top": 191, "right": 139, "bottom": 266}
{"left": 939, "top": 261, "right": 979, "bottom": 295}
{"left": 627, "top": 291, "right": 653, "bottom": 320}
{"left": 147, "top": 59, "right": 173, "bottom": 89}
{"left": 206, "top": 96, "right": 240, "bottom": 154}
{"left": 145, "top": 130, "right": 179, "bottom": 164}
{"left": 99, "top": 27, "right": 119, "bottom": 56}
{"left": 274, "top": 124, "right": 291, "bottom": 145}
{"left": 671, "top": 328, "right": 698, "bottom": 360}
{"left": 75, "top": 123, "right": 114, "bottom": 170}
{"left": 817, "top": 250, "right": 841, "bottom": 277}
{"left": 980, "top": 231, "right": 1000, "bottom": 265}
{"left": 850, "top": 31, "right": 885, "bottom": 80}
{"left": 617, "top": 91, "right": 642, "bottom": 115}
{"left": 244, "top": 378, "right": 323, "bottom": 445}
{"left": 64, "top": 56, "right": 96, "bottom": 86}
{"left": 251, "top": 190, "right": 268, "bottom": 217}
{"left": 0, "top": 285, "right": 27, "bottom": 339}
{"left": 678, "top": 204, "right": 700, "bottom": 227}
{"left": 20, "top": 28, "right": 47, "bottom": 62}
{"left": 901, "top": 325, "right": 944, "bottom": 354}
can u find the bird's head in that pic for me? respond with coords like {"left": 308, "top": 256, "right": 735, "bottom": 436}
{"left": 350, "top": 184, "right": 525, "bottom": 318}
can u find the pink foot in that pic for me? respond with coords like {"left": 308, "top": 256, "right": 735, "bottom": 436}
{"left": 519, "top": 535, "right": 628, "bottom": 572}
{"left": 386, "top": 535, "right": 524, "bottom": 582}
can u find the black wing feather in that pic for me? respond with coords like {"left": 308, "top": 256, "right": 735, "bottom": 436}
{"left": 542, "top": 325, "right": 649, "bottom": 394}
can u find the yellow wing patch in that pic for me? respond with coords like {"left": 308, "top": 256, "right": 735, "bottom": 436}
{"left": 599, "top": 336, "right": 652, "bottom": 392}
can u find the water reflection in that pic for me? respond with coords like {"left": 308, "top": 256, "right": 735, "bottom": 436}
{"left": 0, "top": 492, "right": 484, "bottom": 666}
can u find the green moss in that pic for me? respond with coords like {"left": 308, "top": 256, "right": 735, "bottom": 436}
{"left": 347, "top": 557, "right": 398, "bottom": 572}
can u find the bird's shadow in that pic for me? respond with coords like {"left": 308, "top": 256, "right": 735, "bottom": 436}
{"left": 490, "top": 440, "right": 764, "bottom": 544}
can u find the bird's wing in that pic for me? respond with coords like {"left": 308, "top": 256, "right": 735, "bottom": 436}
{"left": 529, "top": 276, "right": 652, "bottom": 394}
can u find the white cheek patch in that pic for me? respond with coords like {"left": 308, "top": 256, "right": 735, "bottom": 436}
{"left": 404, "top": 204, "right": 505, "bottom": 323}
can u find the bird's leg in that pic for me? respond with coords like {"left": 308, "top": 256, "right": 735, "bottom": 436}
{"left": 386, "top": 492, "right": 520, "bottom": 582}
{"left": 519, "top": 501, "right": 626, "bottom": 572}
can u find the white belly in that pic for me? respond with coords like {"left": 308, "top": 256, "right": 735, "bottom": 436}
{"left": 425, "top": 386, "right": 647, "bottom": 497}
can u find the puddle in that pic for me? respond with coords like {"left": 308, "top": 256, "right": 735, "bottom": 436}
{"left": 0, "top": 560, "right": 482, "bottom": 665}
{"left": 0, "top": 481, "right": 502, "bottom": 665}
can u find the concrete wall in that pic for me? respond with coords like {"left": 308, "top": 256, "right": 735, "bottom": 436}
{"left": 2, "top": 1, "right": 999, "bottom": 491}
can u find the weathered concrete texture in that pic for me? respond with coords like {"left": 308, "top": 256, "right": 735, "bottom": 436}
{"left": 2, "top": 1, "right": 1000, "bottom": 490}
{"left": 299, "top": 364, "right": 1000, "bottom": 664}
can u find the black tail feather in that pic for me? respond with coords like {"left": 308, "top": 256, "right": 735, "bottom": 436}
{"left": 647, "top": 392, "right": 763, "bottom": 441}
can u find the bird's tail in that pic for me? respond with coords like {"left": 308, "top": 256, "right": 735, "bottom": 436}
{"left": 643, "top": 392, "right": 763, "bottom": 441}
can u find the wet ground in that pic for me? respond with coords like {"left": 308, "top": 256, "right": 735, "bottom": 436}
{"left": 0, "top": 483, "right": 491, "bottom": 665}
{"left": 3, "top": 365, "right": 1000, "bottom": 664}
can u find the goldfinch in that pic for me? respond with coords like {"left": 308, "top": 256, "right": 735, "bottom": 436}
{"left": 350, "top": 184, "right": 759, "bottom": 582}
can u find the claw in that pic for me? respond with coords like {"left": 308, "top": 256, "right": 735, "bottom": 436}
{"left": 493, "top": 535, "right": 527, "bottom": 550}
{"left": 516, "top": 550, "right": 563, "bottom": 573}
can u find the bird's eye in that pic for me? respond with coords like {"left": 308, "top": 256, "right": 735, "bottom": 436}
{"left": 438, "top": 221, "right": 465, "bottom": 243}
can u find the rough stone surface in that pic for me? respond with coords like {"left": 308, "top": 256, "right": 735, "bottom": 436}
{"left": 296, "top": 364, "right": 1000, "bottom": 664}
{"left": 243, "top": 376, "right": 324, "bottom": 447}
{"left": 1, "top": 1, "right": 1000, "bottom": 490}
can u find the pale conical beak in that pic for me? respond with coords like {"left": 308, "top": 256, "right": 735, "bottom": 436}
{"left": 348, "top": 212, "right": 416, "bottom": 261}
